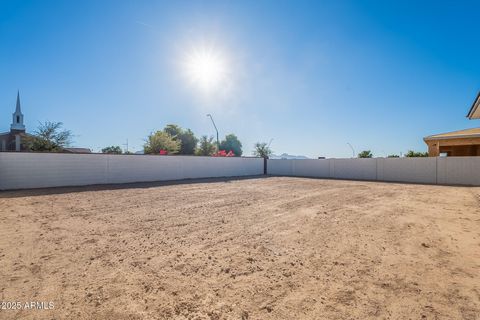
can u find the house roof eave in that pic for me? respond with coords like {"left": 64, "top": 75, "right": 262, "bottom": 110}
{"left": 467, "top": 91, "right": 480, "bottom": 119}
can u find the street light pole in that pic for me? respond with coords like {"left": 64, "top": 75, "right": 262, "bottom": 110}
{"left": 207, "top": 114, "right": 219, "bottom": 150}
{"left": 267, "top": 138, "right": 274, "bottom": 148}
{"left": 347, "top": 142, "right": 355, "bottom": 158}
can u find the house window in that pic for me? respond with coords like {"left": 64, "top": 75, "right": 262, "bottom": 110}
{"left": 16, "top": 116, "right": 20, "bottom": 123}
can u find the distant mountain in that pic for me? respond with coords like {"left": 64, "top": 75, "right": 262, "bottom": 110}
{"left": 269, "top": 153, "right": 310, "bottom": 160}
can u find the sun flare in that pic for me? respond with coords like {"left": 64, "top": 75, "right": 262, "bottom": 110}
{"left": 183, "top": 46, "right": 228, "bottom": 92}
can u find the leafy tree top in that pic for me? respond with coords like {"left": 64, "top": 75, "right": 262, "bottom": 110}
{"left": 144, "top": 131, "right": 180, "bottom": 154}
{"left": 102, "top": 146, "right": 123, "bottom": 154}
{"left": 358, "top": 150, "right": 373, "bottom": 158}
{"left": 405, "top": 150, "right": 428, "bottom": 157}
{"left": 196, "top": 135, "right": 217, "bottom": 156}
{"left": 163, "top": 124, "right": 198, "bottom": 155}
{"left": 253, "top": 142, "right": 273, "bottom": 158}
{"left": 219, "top": 134, "right": 243, "bottom": 157}
{"left": 163, "top": 124, "right": 182, "bottom": 139}
{"left": 26, "top": 121, "right": 73, "bottom": 152}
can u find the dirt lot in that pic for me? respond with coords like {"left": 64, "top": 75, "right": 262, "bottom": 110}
{"left": 0, "top": 177, "right": 479, "bottom": 319}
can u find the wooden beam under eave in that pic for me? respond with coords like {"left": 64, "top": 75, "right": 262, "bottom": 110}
{"left": 437, "top": 137, "right": 480, "bottom": 147}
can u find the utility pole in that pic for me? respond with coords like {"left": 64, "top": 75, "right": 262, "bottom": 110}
{"left": 123, "top": 139, "right": 129, "bottom": 153}
{"left": 207, "top": 114, "right": 219, "bottom": 150}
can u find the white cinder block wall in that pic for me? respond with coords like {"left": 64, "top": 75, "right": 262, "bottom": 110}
{"left": 377, "top": 157, "right": 437, "bottom": 184}
{"left": 0, "top": 153, "right": 109, "bottom": 189}
{"left": 2, "top": 153, "right": 480, "bottom": 190}
{"left": 0, "top": 153, "right": 264, "bottom": 190}
{"left": 292, "top": 159, "right": 330, "bottom": 178}
{"left": 331, "top": 158, "right": 377, "bottom": 181}
{"left": 267, "top": 157, "right": 480, "bottom": 186}
{"left": 436, "top": 157, "right": 480, "bottom": 185}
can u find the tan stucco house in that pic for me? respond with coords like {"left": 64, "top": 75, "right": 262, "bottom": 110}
{"left": 424, "top": 92, "right": 480, "bottom": 156}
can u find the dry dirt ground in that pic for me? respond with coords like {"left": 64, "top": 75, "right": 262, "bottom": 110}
{"left": 0, "top": 176, "right": 479, "bottom": 320}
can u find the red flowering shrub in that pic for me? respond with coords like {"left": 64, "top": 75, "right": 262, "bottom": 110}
{"left": 212, "top": 150, "right": 235, "bottom": 157}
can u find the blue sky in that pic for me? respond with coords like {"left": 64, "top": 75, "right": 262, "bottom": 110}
{"left": 0, "top": 0, "right": 479, "bottom": 157}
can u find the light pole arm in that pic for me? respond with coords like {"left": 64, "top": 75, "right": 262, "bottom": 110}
{"left": 207, "top": 114, "right": 220, "bottom": 150}
{"left": 347, "top": 142, "right": 355, "bottom": 158}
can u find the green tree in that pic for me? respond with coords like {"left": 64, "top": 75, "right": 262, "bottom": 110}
{"left": 252, "top": 142, "right": 272, "bottom": 158}
{"left": 219, "top": 134, "right": 243, "bottom": 156}
{"left": 358, "top": 150, "right": 373, "bottom": 158}
{"left": 196, "top": 135, "right": 217, "bottom": 156}
{"left": 405, "top": 150, "right": 428, "bottom": 157}
{"left": 387, "top": 154, "right": 400, "bottom": 158}
{"left": 177, "top": 129, "right": 198, "bottom": 155}
{"left": 163, "top": 124, "right": 198, "bottom": 155}
{"left": 144, "top": 131, "right": 180, "bottom": 154}
{"left": 163, "top": 124, "right": 182, "bottom": 138}
{"left": 25, "top": 121, "right": 73, "bottom": 152}
{"left": 102, "top": 146, "right": 123, "bottom": 154}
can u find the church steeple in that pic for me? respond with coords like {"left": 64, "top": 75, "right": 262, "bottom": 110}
{"left": 11, "top": 91, "right": 25, "bottom": 131}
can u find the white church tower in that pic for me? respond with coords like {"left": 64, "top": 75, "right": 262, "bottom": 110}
{"left": 11, "top": 91, "right": 25, "bottom": 131}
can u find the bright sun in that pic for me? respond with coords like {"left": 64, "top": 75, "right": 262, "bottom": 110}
{"left": 183, "top": 46, "right": 228, "bottom": 92}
